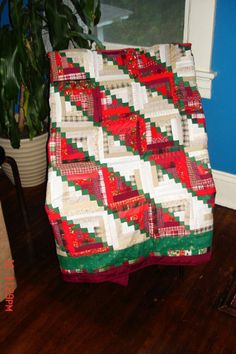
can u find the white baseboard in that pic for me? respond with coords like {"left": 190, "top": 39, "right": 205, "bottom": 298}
{"left": 212, "top": 169, "right": 236, "bottom": 210}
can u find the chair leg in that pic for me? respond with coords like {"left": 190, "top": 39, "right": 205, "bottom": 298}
{"left": 5, "top": 157, "right": 31, "bottom": 232}
{"left": 1, "top": 149, "right": 34, "bottom": 260}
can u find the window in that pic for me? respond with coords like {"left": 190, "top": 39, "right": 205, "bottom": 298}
{"left": 98, "top": 0, "right": 185, "bottom": 45}
{"left": 97, "top": 0, "right": 217, "bottom": 99}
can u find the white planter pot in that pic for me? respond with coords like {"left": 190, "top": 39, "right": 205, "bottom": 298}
{"left": 0, "top": 133, "right": 48, "bottom": 188}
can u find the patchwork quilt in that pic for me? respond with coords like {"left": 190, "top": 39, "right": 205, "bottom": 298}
{"left": 46, "top": 44, "right": 215, "bottom": 285}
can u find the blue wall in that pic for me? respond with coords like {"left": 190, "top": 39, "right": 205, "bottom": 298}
{"left": 0, "top": 1, "right": 9, "bottom": 25}
{"left": 203, "top": 0, "right": 236, "bottom": 174}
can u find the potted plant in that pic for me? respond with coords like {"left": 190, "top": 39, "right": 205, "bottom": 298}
{"left": 0, "top": 0, "right": 102, "bottom": 187}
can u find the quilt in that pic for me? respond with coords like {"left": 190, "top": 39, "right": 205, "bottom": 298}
{"left": 46, "top": 44, "right": 215, "bottom": 285}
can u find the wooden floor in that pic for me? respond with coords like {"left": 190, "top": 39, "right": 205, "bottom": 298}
{"left": 0, "top": 172, "right": 236, "bottom": 354}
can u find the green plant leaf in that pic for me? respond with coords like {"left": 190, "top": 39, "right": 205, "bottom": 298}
{"left": 8, "top": 103, "right": 20, "bottom": 148}
{"left": 8, "top": 1, "right": 31, "bottom": 81}
{"left": 0, "top": 0, "right": 103, "bottom": 148}
{"left": 45, "top": 0, "right": 70, "bottom": 50}
{"left": 94, "top": 0, "right": 101, "bottom": 26}
{"left": 0, "top": 26, "right": 21, "bottom": 99}
{"left": 72, "top": 31, "right": 104, "bottom": 49}
{"left": 0, "top": 26, "right": 21, "bottom": 148}
{"left": 29, "top": 1, "right": 48, "bottom": 75}
{"left": 62, "top": 3, "right": 90, "bottom": 48}
{"left": 25, "top": 75, "right": 49, "bottom": 138}
{"left": 8, "top": 0, "right": 24, "bottom": 29}
{"left": 70, "top": 0, "right": 101, "bottom": 30}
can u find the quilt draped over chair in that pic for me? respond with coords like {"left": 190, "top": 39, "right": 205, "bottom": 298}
{"left": 45, "top": 44, "right": 215, "bottom": 285}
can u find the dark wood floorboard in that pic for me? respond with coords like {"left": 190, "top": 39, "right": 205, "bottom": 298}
{"left": 0, "top": 171, "right": 235, "bottom": 354}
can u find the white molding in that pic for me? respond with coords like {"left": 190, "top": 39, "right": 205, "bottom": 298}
{"left": 196, "top": 70, "right": 217, "bottom": 99}
{"left": 184, "top": 0, "right": 216, "bottom": 72}
{"left": 212, "top": 169, "right": 236, "bottom": 210}
{"left": 184, "top": 0, "right": 217, "bottom": 99}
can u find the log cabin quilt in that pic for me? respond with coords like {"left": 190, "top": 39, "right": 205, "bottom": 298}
{"left": 46, "top": 44, "right": 215, "bottom": 286}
